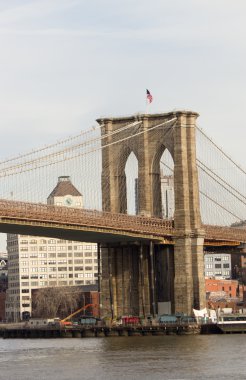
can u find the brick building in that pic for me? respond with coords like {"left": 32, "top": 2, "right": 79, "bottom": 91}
{"left": 205, "top": 278, "right": 239, "bottom": 299}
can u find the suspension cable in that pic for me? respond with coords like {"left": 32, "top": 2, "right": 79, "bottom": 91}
{"left": 0, "top": 120, "right": 142, "bottom": 174}
{"left": 199, "top": 190, "right": 243, "bottom": 222}
{"left": 196, "top": 125, "right": 246, "bottom": 175}
{"left": 0, "top": 118, "right": 176, "bottom": 178}
{"left": 197, "top": 161, "right": 246, "bottom": 205}
{"left": 0, "top": 124, "right": 101, "bottom": 166}
{"left": 160, "top": 160, "right": 245, "bottom": 222}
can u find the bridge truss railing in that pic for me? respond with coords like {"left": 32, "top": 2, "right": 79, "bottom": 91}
{"left": 1, "top": 199, "right": 246, "bottom": 243}
{"left": 0, "top": 199, "right": 174, "bottom": 238}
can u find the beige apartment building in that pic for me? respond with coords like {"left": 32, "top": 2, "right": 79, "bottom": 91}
{"left": 5, "top": 176, "right": 98, "bottom": 321}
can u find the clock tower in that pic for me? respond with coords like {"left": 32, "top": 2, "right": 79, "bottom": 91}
{"left": 47, "top": 176, "right": 83, "bottom": 209}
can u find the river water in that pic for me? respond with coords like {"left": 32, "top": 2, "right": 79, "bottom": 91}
{"left": 0, "top": 335, "right": 245, "bottom": 380}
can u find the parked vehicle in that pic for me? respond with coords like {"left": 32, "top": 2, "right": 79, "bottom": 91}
{"left": 27, "top": 318, "right": 60, "bottom": 327}
{"left": 121, "top": 316, "right": 140, "bottom": 325}
{"left": 180, "top": 316, "right": 196, "bottom": 324}
{"left": 158, "top": 315, "right": 177, "bottom": 324}
{"left": 79, "top": 316, "right": 97, "bottom": 325}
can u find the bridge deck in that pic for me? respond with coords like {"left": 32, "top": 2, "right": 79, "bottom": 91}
{"left": 0, "top": 199, "right": 245, "bottom": 245}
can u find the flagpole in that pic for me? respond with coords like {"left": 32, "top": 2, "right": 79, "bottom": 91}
{"left": 145, "top": 99, "right": 149, "bottom": 114}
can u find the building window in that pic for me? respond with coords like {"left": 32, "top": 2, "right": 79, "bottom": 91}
{"left": 75, "top": 267, "right": 83, "bottom": 271}
{"left": 49, "top": 281, "right": 57, "bottom": 286}
{"left": 74, "top": 252, "right": 83, "bottom": 257}
{"left": 74, "top": 259, "right": 83, "bottom": 264}
{"left": 21, "top": 254, "right": 29, "bottom": 258}
{"left": 20, "top": 240, "right": 28, "bottom": 245}
{"left": 58, "top": 260, "right": 67, "bottom": 264}
{"left": 58, "top": 253, "right": 67, "bottom": 257}
{"left": 39, "top": 253, "right": 47, "bottom": 258}
{"left": 21, "top": 268, "right": 29, "bottom": 273}
{"left": 75, "top": 273, "right": 84, "bottom": 278}
{"left": 48, "top": 239, "right": 56, "bottom": 244}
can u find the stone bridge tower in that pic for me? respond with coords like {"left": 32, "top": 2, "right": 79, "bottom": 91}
{"left": 97, "top": 111, "right": 205, "bottom": 316}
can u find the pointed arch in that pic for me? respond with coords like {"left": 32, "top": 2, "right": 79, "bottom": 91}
{"left": 151, "top": 144, "right": 174, "bottom": 218}
{"left": 116, "top": 145, "right": 139, "bottom": 175}
{"left": 111, "top": 146, "right": 139, "bottom": 214}
{"left": 125, "top": 152, "right": 138, "bottom": 215}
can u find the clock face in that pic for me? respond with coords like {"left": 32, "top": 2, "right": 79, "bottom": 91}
{"left": 65, "top": 197, "right": 73, "bottom": 206}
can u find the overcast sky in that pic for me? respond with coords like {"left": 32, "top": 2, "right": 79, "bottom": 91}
{"left": 0, "top": 0, "right": 245, "bottom": 165}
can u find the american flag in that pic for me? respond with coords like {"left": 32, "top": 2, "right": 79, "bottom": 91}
{"left": 146, "top": 89, "right": 153, "bottom": 103}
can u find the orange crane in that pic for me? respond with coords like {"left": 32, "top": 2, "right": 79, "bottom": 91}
{"left": 61, "top": 303, "right": 99, "bottom": 325}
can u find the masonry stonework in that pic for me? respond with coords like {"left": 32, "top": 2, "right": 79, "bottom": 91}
{"left": 98, "top": 111, "right": 205, "bottom": 317}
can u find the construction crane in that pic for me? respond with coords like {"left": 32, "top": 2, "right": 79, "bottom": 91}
{"left": 61, "top": 303, "right": 98, "bottom": 323}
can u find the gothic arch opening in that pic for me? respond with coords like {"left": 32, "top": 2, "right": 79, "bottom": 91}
{"left": 151, "top": 145, "right": 174, "bottom": 218}
{"left": 125, "top": 152, "right": 138, "bottom": 215}
{"left": 160, "top": 149, "right": 174, "bottom": 219}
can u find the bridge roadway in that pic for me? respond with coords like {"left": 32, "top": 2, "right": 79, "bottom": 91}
{"left": 0, "top": 199, "right": 245, "bottom": 246}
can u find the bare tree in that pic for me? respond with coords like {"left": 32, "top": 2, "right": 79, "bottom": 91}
{"left": 32, "top": 287, "right": 81, "bottom": 319}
